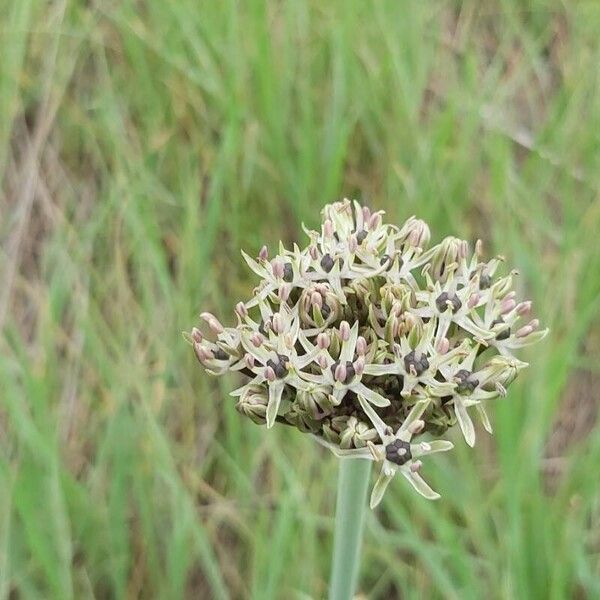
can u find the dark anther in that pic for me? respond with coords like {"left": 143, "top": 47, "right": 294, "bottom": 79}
{"left": 321, "top": 303, "right": 331, "bottom": 319}
{"left": 345, "top": 360, "right": 355, "bottom": 383}
{"left": 321, "top": 254, "right": 335, "bottom": 272}
{"left": 356, "top": 229, "right": 368, "bottom": 244}
{"left": 258, "top": 320, "right": 268, "bottom": 336}
{"left": 380, "top": 254, "right": 391, "bottom": 265}
{"left": 385, "top": 439, "right": 412, "bottom": 466}
{"left": 480, "top": 273, "right": 492, "bottom": 289}
{"left": 283, "top": 263, "right": 294, "bottom": 282}
{"left": 435, "top": 291, "right": 462, "bottom": 314}
{"left": 496, "top": 328, "right": 511, "bottom": 341}
{"left": 267, "top": 356, "right": 288, "bottom": 379}
{"left": 214, "top": 348, "right": 228, "bottom": 360}
{"left": 490, "top": 317, "right": 504, "bottom": 328}
{"left": 440, "top": 395, "right": 453, "bottom": 405}
{"left": 403, "top": 350, "right": 429, "bottom": 376}
{"left": 455, "top": 369, "right": 478, "bottom": 395}
{"left": 333, "top": 232, "right": 340, "bottom": 242}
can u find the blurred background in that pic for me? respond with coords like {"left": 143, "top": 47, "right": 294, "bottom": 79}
{"left": 1, "top": 1, "right": 600, "bottom": 598}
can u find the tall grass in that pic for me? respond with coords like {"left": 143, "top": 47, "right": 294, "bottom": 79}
{"left": 1, "top": 1, "right": 599, "bottom": 597}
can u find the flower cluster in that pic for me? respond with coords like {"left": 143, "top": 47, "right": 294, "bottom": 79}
{"left": 187, "top": 200, "right": 547, "bottom": 507}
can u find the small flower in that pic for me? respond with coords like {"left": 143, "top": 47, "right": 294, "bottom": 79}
{"left": 188, "top": 200, "right": 547, "bottom": 506}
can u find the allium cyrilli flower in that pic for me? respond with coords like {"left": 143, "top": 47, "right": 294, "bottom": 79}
{"left": 187, "top": 200, "right": 547, "bottom": 507}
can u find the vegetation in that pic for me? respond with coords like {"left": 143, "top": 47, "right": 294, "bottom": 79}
{"left": 1, "top": 1, "right": 599, "bottom": 597}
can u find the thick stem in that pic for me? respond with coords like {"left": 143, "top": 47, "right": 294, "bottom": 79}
{"left": 328, "top": 458, "right": 372, "bottom": 600}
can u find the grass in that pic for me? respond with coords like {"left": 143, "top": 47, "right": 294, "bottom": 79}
{"left": 1, "top": 0, "right": 600, "bottom": 597}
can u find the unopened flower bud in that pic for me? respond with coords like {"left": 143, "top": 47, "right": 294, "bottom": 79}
{"left": 235, "top": 302, "right": 248, "bottom": 319}
{"left": 354, "top": 357, "right": 365, "bottom": 376}
{"left": 500, "top": 298, "right": 516, "bottom": 314}
{"left": 244, "top": 354, "right": 255, "bottom": 369}
{"left": 368, "top": 212, "right": 382, "bottom": 230}
{"left": 318, "top": 355, "right": 328, "bottom": 369}
{"left": 356, "top": 336, "right": 367, "bottom": 356}
{"left": 317, "top": 332, "right": 330, "bottom": 350}
{"left": 324, "top": 219, "right": 334, "bottom": 238}
{"left": 265, "top": 366, "right": 276, "bottom": 382}
{"left": 431, "top": 237, "right": 464, "bottom": 281}
{"left": 200, "top": 312, "right": 224, "bottom": 334}
{"left": 194, "top": 343, "right": 214, "bottom": 363}
{"left": 407, "top": 219, "right": 431, "bottom": 248}
{"left": 340, "top": 321, "right": 351, "bottom": 342}
{"left": 250, "top": 333, "right": 263, "bottom": 347}
{"left": 436, "top": 337, "right": 450, "bottom": 354}
{"left": 191, "top": 327, "right": 203, "bottom": 343}
{"left": 271, "top": 258, "right": 285, "bottom": 279}
{"left": 311, "top": 291, "right": 323, "bottom": 309}
{"left": 258, "top": 245, "right": 269, "bottom": 261}
{"left": 334, "top": 362, "right": 347, "bottom": 383}
{"left": 309, "top": 245, "right": 319, "bottom": 260}
{"left": 272, "top": 313, "right": 284, "bottom": 334}
{"left": 467, "top": 292, "right": 480, "bottom": 309}
{"left": 278, "top": 284, "right": 291, "bottom": 302}
{"left": 516, "top": 301, "right": 532, "bottom": 316}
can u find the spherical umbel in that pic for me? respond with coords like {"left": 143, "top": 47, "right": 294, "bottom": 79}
{"left": 188, "top": 198, "right": 547, "bottom": 506}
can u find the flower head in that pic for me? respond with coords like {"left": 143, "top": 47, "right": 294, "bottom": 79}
{"left": 187, "top": 199, "right": 547, "bottom": 507}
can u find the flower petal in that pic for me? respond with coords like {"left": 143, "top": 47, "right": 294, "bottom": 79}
{"left": 454, "top": 396, "right": 476, "bottom": 446}
{"left": 370, "top": 468, "right": 395, "bottom": 508}
{"left": 266, "top": 381, "right": 285, "bottom": 428}
{"left": 397, "top": 399, "right": 430, "bottom": 436}
{"left": 411, "top": 440, "right": 454, "bottom": 458}
{"left": 400, "top": 468, "right": 440, "bottom": 500}
{"left": 353, "top": 382, "right": 390, "bottom": 408}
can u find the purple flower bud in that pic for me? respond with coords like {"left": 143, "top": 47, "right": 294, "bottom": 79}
{"left": 258, "top": 245, "right": 269, "bottom": 261}
{"left": 317, "top": 355, "right": 329, "bottom": 370}
{"left": 436, "top": 337, "right": 450, "bottom": 354}
{"left": 362, "top": 205, "right": 371, "bottom": 222}
{"left": 334, "top": 362, "right": 347, "bottom": 383}
{"left": 368, "top": 212, "right": 382, "bottom": 230}
{"left": 309, "top": 245, "right": 319, "bottom": 260}
{"left": 272, "top": 313, "right": 284, "bottom": 334}
{"left": 200, "top": 312, "right": 224, "bottom": 334}
{"left": 516, "top": 301, "right": 532, "bottom": 316}
{"left": 324, "top": 219, "right": 334, "bottom": 238}
{"left": 191, "top": 327, "right": 203, "bottom": 343}
{"left": 271, "top": 258, "right": 285, "bottom": 279}
{"left": 353, "top": 357, "right": 365, "bottom": 376}
{"left": 265, "top": 366, "right": 276, "bottom": 382}
{"left": 356, "top": 336, "right": 367, "bottom": 356}
{"left": 500, "top": 298, "right": 516, "bottom": 314}
{"left": 310, "top": 291, "right": 323, "bottom": 309}
{"left": 467, "top": 292, "right": 480, "bottom": 309}
{"left": 278, "top": 284, "right": 291, "bottom": 302}
{"left": 235, "top": 302, "right": 248, "bottom": 319}
{"left": 244, "top": 354, "right": 255, "bottom": 369}
{"left": 194, "top": 343, "right": 214, "bottom": 363}
{"left": 317, "top": 333, "right": 330, "bottom": 350}
{"left": 339, "top": 321, "right": 351, "bottom": 342}
{"left": 251, "top": 333, "right": 263, "bottom": 347}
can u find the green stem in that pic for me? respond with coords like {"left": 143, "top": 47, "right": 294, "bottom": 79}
{"left": 329, "top": 458, "right": 372, "bottom": 600}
